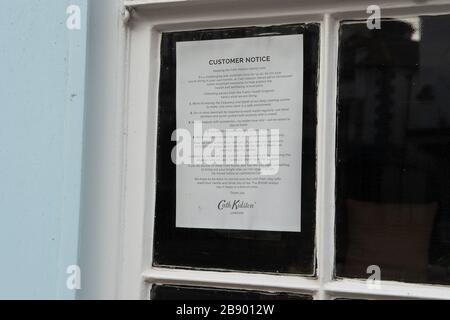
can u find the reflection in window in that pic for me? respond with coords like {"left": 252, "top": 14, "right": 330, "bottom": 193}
{"left": 336, "top": 16, "right": 450, "bottom": 285}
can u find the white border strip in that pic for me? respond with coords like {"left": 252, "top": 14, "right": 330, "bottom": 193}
{"left": 325, "top": 279, "right": 450, "bottom": 300}
{"left": 315, "top": 13, "right": 339, "bottom": 300}
{"left": 143, "top": 268, "right": 319, "bottom": 294}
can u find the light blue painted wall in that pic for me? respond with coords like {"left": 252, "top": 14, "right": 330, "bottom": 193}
{"left": 0, "top": 0, "right": 87, "bottom": 299}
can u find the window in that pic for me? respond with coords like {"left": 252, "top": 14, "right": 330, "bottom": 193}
{"left": 151, "top": 285, "right": 311, "bottom": 300}
{"left": 121, "top": 0, "right": 450, "bottom": 300}
{"left": 154, "top": 24, "right": 319, "bottom": 275}
{"left": 336, "top": 16, "right": 450, "bottom": 286}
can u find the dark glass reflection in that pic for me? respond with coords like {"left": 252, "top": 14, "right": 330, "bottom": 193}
{"left": 150, "top": 285, "right": 311, "bottom": 300}
{"left": 336, "top": 16, "right": 450, "bottom": 284}
{"left": 154, "top": 24, "right": 319, "bottom": 275}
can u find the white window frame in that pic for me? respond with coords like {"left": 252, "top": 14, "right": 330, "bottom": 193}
{"left": 80, "top": 0, "right": 450, "bottom": 300}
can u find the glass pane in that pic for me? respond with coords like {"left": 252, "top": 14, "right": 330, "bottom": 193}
{"left": 154, "top": 24, "right": 319, "bottom": 274}
{"left": 336, "top": 16, "right": 450, "bottom": 285}
{"left": 150, "top": 285, "right": 311, "bottom": 300}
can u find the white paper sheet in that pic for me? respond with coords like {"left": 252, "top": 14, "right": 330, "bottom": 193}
{"left": 175, "top": 35, "right": 303, "bottom": 232}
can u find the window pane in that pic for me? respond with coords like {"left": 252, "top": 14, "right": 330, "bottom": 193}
{"left": 336, "top": 16, "right": 450, "bottom": 285}
{"left": 150, "top": 285, "right": 311, "bottom": 300}
{"left": 154, "top": 24, "right": 319, "bottom": 274}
